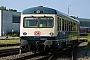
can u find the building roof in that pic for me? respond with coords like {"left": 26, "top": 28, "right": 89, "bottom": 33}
{"left": 71, "top": 16, "right": 90, "bottom": 22}
{"left": 76, "top": 18, "right": 90, "bottom": 22}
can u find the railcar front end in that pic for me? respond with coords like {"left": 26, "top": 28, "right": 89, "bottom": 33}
{"left": 20, "top": 14, "right": 60, "bottom": 52}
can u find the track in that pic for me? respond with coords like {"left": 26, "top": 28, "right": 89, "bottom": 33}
{"left": 13, "top": 47, "right": 72, "bottom": 60}
{"left": 48, "top": 47, "right": 72, "bottom": 60}
{"left": 0, "top": 41, "right": 86, "bottom": 60}
{"left": 13, "top": 50, "right": 50, "bottom": 60}
{"left": 0, "top": 47, "right": 77, "bottom": 60}
{"left": 0, "top": 48, "right": 29, "bottom": 57}
{"left": 47, "top": 42, "right": 83, "bottom": 60}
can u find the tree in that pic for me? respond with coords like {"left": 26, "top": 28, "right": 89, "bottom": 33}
{"left": 0, "top": 6, "right": 6, "bottom": 10}
{"left": 8, "top": 9, "right": 17, "bottom": 12}
{"left": 0, "top": 6, "right": 17, "bottom": 12}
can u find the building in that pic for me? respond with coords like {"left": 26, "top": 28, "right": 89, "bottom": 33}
{"left": 76, "top": 18, "right": 90, "bottom": 28}
{"left": 71, "top": 16, "right": 90, "bottom": 28}
{"left": 71, "top": 16, "right": 90, "bottom": 34}
{"left": 0, "top": 10, "right": 21, "bottom": 36}
{"left": 77, "top": 18, "right": 90, "bottom": 34}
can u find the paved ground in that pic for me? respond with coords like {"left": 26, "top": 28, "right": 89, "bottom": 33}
{"left": 0, "top": 36, "right": 19, "bottom": 39}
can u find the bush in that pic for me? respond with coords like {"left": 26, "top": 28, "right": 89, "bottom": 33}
{"left": 69, "top": 32, "right": 79, "bottom": 40}
{"left": 87, "top": 34, "right": 90, "bottom": 42}
{"left": 6, "top": 31, "right": 20, "bottom": 37}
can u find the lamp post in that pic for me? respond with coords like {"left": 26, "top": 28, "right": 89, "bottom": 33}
{"left": 12, "top": 29, "right": 14, "bottom": 36}
{"left": 3, "top": 31, "right": 4, "bottom": 36}
{"left": 68, "top": 5, "right": 71, "bottom": 15}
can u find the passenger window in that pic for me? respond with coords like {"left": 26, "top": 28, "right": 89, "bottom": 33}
{"left": 57, "top": 17, "right": 59, "bottom": 31}
{"left": 73, "top": 23, "right": 76, "bottom": 31}
{"left": 59, "top": 18, "right": 61, "bottom": 31}
{"left": 62, "top": 19, "right": 64, "bottom": 31}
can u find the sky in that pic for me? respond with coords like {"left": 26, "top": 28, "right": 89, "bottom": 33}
{"left": 0, "top": 0, "right": 90, "bottom": 18}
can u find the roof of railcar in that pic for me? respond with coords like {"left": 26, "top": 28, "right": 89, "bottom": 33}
{"left": 22, "top": 6, "right": 79, "bottom": 22}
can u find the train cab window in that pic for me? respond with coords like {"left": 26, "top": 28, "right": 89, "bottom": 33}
{"left": 23, "top": 17, "right": 53, "bottom": 28}
{"left": 39, "top": 17, "right": 53, "bottom": 28}
{"left": 39, "top": 20, "right": 47, "bottom": 27}
{"left": 47, "top": 20, "right": 53, "bottom": 27}
{"left": 24, "top": 18, "right": 38, "bottom": 27}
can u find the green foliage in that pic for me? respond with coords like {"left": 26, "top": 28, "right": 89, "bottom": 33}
{"left": 0, "top": 6, "right": 17, "bottom": 12}
{"left": 0, "top": 6, "right": 6, "bottom": 10}
{"left": 69, "top": 32, "right": 79, "bottom": 40}
{"left": 87, "top": 34, "right": 90, "bottom": 42}
{"left": 8, "top": 9, "right": 17, "bottom": 12}
{"left": 6, "top": 31, "right": 20, "bottom": 37}
{"left": 0, "top": 39, "right": 20, "bottom": 44}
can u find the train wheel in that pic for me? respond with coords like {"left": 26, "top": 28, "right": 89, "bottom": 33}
{"left": 28, "top": 45, "right": 31, "bottom": 51}
{"left": 33, "top": 50, "right": 36, "bottom": 54}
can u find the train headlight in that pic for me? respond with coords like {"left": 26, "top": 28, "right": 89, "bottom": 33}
{"left": 49, "top": 32, "right": 53, "bottom": 36}
{"left": 23, "top": 32, "right": 27, "bottom": 35}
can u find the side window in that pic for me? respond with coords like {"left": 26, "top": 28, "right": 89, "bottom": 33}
{"left": 68, "top": 21, "right": 72, "bottom": 31}
{"left": 64, "top": 20, "right": 67, "bottom": 31}
{"left": 63, "top": 19, "right": 67, "bottom": 31}
{"left": 57, "top": 17, "right": 59, "bottom": 31}
{"left": 65, "top": 20, "right": 67, "bottom": 31}
{"left": 67, "top": 20, "right": 69, "bottom": 31}
{"left": 72, "top": 22, "right": 74, "bottom": 31}
{"left": 73, "top": 23, "right": 76, "bottom": 31}
{"left": 77, "top": 23, "right": 79, "bottom": 32}
{"left": 67, "top": 20, "right": 72, "bottom": 31}
{"left": 68, "top": 21, "right": 70, "bottom": 31}
{"left": 71, "top": 22, "right": 79, "bottom": 32}
{"left": 59, "top": 18, "right": 61, "bottom": 31}
{"left": 62, "top": 19, "right": 64, "bottom": 31}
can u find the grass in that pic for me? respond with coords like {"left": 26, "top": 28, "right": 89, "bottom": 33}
{"left": 87, "top": 34, "right": 90, "bottom": 42}
{"left": 0, "top": 39, "right": 20, "bottom": 44}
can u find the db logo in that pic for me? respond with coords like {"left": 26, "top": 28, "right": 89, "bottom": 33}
{"left": 34, "top": 31, "right": 41, "bottom": 36}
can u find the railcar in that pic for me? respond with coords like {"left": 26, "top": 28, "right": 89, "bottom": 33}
{"left": 20, "top": 6, "right": 80, "bottom": 52}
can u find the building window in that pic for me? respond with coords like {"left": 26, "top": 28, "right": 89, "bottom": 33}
{"left": 12, "top": 16, "right": 20, "bottom": 23}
